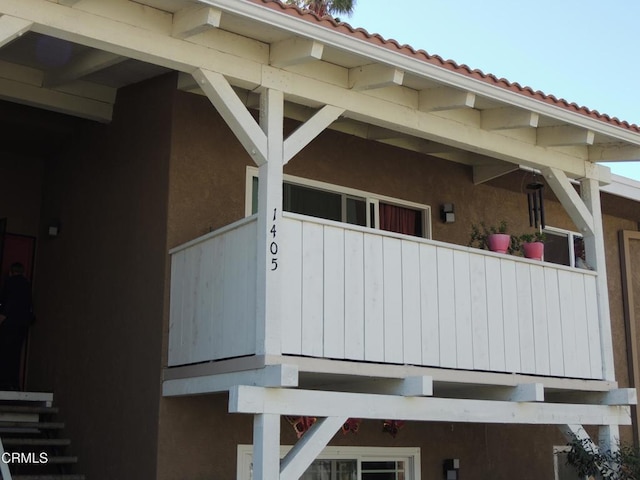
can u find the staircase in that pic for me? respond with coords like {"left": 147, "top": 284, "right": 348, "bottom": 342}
{"left": 0, "top": 391, "right": 84, "bottom": 480}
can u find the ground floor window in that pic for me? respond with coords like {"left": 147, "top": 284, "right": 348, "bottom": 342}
{"left": 237, "top": 445, "right": 420, "bottom": 480}
{"left": 246, "top": 167, "right": 431, "bottom": 239}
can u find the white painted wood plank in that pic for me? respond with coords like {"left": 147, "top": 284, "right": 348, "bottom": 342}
{"left": 240, "top": 221, "right": 258, "bottom": 356}
{"left": 383, "top": 237, "right": 403, "bottom": 363}
{"left": 570, "top": 273, "right": 592, "bottom": 378}
{"left": 501, "top": 259, "right": 521, "bottom": 372}
{"left": 363, "top": 233, "right": 384, "bottom": 362}
{"left": 545, "top": 268, "right": 565, "bottom": 377}
{"left": 182, "top": 243, "right": 200, "bottom": 364}
{"left": 281, "top": 218, "right": 303, "bottom": 355}
{"left": 453, "top": 250, "right": 473, "bottom": 369}
{"left": 437, "top": 247, "right": 456, "bottom": 368}
{"left": 196, "top": 238, "right": 216, "bottom": 362}
{"left": 558, "top": 270, "right": 579, "bottom": 377}
{"left": 469, "top": 253, "right": 490, "bottom": 370}
{"left": 485, "top": 256, "right": 505, "bottom": 371}
{"left": 168, "top": 251, "right": 186, "bottom": 366}
{"left": 344, "top": 230, "right": 365, "bottom": 360}
{"left": 323, "top": 225, "right": 345, "bottom": 359}
{"left": 301, "top": 222, "right": 324, "bottom": 357}
{"left": 419, "top": 244, "right": 439, "bottom": 366}
{"left": 222, "top": 228, "right": 241, "bottom": 359}
{"left": 401, "top": 240, "right": 422, "bottom": 365}
{"left": 210, "top": 235, "right": 227, "bottom": 362}
{"left": 516, "top": 263, "right": 536, "bottom": 374}
{"left": 584, "top": 275, "right": 603, "bottom": 379}
{"left": 530, "top": 264, "right": 550, "bottom": 376}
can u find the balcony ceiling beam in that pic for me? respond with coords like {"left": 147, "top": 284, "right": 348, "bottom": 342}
{"left": 319, "top": 376, "right": 433, "bottom": 397}
{"left": 589, "top": 144, "right": 640, "bottom": 162}
{"left": 542, "top": 166, "right": 595, "bottom": 236}
{"left": 230, "top": 386, "right": 631, "bottom": 426}
{"left": 44, "top": 49, "right": 126, "bottom": 87}
{"left": 270, "top": 38, "right": 323, "bottom": 68}
{"left": 419, "top": 87, "right": 476, "bottom": 112}
{"left": 162, "top": 365, "right": 299, "bottom": 397}
{"left": 481, "top": 107, "right": 539, "bottom": 130}
{"left": 172, "top": 5, "right": 221, "bottom": 39}
{"left": 537, "top": 125, "right": 595, "bottom": 147}
{"left": 442, "top": 383, "right": 545, "bottom": 402}
{"left": 548, "top": 388, "right": 637, "bottom": 406}
{"left": 473, "top": 161, "right": 520, "bottom": 185}
{"left": 349, "top": 64, "right": 404, "bottom": 91}
{"left": 0, "top": 14, "right": 32, "bottom": 48}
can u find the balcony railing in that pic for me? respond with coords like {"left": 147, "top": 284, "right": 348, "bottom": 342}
{"left": 168, "top": 213, "right": 603, "bottom": 380}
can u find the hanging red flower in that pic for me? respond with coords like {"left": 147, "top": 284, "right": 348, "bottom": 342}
{"left": 285, "top": 416, "right": 317, "bottom": 438}
{"left": 382, "top": 420, "right": 405, "bottom": 438}
{"left": 341, "top": 418, "right": 362, "bottom": 435}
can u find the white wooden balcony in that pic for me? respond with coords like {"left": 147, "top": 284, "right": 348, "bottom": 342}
{"left": 168, "top": 213, "right": 604, "bottom": 381}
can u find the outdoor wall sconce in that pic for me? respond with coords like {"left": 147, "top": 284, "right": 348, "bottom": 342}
{"left": 443, "top": 458, "right": 460, "bottom": 480}
{"left": 48, "top": 220, "right": 60, "bottom": 237}
{"left": 440, "top": 203, "right": 455, "bottom": 223}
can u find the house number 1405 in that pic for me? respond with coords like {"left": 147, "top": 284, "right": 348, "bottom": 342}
{"left": 270, "top": 208, "right": 278, "bottom": 271}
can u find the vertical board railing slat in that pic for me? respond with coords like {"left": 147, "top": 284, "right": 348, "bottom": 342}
{"left": 516, "top": 263, "right": 536, "bottom": 374}
{"left": 530, "top": 264, "right": 551, "bottom": 376}
{"left": 344, "top": 229, "right": 365, "bottom": 360}
{"left": 558, "top": 270, "right": 579, "bottom": 377}
{"left": 469, "top": 253, "right": 490, "bottom": 370}
{"left": 571, "top": 273, "right": 592, "bottom": 378}
{"left": 584, "top": 275, "right": 603, "bottom": 378}
{"left": 210, "top": 233, "right": 226, "bottom": 361}
{"left": 453, "top": 250, "right": 473, "bottom": 370}
{"left": 501, "top": 259, "right": 521, "bottom": 372}
{"left": 323, "top": 225, "right": 346, "bottom": 359}
{"left": 401, "top": 240, "right": 422, "bottom": 365}
{"left": 383, "top": 237, "right": 404, "bottom": 364}
{"left": 485, "top": 256, "right": 506, "bottom": 372}
{"left": 363, "top": 233, "right": 384, "bottom": 362}
{"left": 437, "top": 247, "right": 456, "bottom": 368}
{"left": 301, "top": 221, "right": 324, "bottom": 357}
{"left": 168, "top": 251, "right": 185, "bottom": 366}
{"left": 419, "top": 243, "right": 440, "bottom": 366}
{"left": 282, "top": 218, "right": 303, "bottom": 355}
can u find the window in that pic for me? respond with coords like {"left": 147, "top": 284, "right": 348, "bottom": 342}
{"left": 246, "top": 167, "right": 431, "bottom": 239}
{"left": 237, "top": 446, "right": 420, "bottom": 480}
{"left": 554, "top": 446, "right": 588, "bottom": 480}
{"left": 543, "top": 227, "right": 585, "bottom": 268}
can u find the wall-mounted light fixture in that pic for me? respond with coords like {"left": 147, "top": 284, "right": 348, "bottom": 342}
{"left": 48, "top": 220, "right": 60, "bottom": 237}
{"left": 443, "top": 458, "right": 460, "bottom": 480}
{"left": 440, "top": 203, "right": 455, "bottom": 223}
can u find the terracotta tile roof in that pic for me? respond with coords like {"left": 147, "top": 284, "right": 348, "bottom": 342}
{"left": 250, "top": 0, "right": 640, "bottom": 133}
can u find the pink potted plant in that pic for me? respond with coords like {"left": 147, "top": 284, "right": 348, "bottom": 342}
{"left": 469, "top": 221, "right": 512, "bottom": 254}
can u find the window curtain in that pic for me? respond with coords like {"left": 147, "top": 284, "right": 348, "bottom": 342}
{"left": 379, "top": 203, "right": 419, "bottom": 236}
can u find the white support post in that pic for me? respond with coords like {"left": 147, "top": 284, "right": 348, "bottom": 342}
{"left": 255, "top": 88, "right": 285, "bottom": 356}
{"left": 581, "top": 174, "right": 615, "bottom": 382}
{"left": 253, "top": 414, "right": 281, "bottom": 480}
{"left": 280, "top": 416, "right": 347, "bottom": 480}
{"left": 599, "top": 424, "right": 620, "bottom": 453}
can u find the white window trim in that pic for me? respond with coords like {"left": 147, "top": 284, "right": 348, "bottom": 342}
{"left": 245, "top": 166, "right": 432, "bottom": 239}
{"left": 237, "top": 445, "right": 421, "bottom": 480}
{"left": 543, "top": 226, "right": 583, "bottom": 268}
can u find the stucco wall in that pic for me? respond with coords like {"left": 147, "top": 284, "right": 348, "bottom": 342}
{"left": 26, "top": 75, "right": 174, "bottom": 480}
{"left": 0, "top": 154, "right": 44, "bottom": 237}
{"left": 158, "top": 90, "right": 640, "bottom": 480}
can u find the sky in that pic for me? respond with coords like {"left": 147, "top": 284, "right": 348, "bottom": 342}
{"left": 345, "top": 0, "right": 640, "bottom": 182}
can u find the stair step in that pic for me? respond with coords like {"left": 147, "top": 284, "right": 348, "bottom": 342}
{"left": 2, "top": 438, "right": 71, "bottom": 447}
{"left": 13, "top": 476, "right": 85, "bottom": 480}
{"left": 0, "top": 421, "right": 64, "bottom": 429}
{"left": 0, "top": 405, "right": 59, "bottom": 415}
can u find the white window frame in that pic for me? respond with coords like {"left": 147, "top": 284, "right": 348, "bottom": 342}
{"left": 237, "top": 445, "right": 421, "bottom": 480}
{"left": 245, "top": 166, "right": 432, "bottom": 239}
{"left": 543, "top": 226, "right": 583, "bottom": 268}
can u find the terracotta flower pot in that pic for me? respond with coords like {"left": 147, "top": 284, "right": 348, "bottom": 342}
{"left": 523, "top": 241, "right": 544, "bottom": 260}
{"left": 487, "top": 233, "right": 511, "bottom": 253}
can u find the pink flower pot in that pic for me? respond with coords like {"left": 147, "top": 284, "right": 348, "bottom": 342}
{"left": 523, "top": 241, "right": 544, "bottom": 260}
{"left": 487, "top": 233, "right": 511, "bottom": 254}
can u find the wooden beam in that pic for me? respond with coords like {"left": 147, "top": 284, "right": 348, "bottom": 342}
{"left": 349, "top": 64, "right": 404, "bottom": 91}
{"left": 0, "top": 14, "right": 32, "bottom": 48}
{"left": 284, "top": 104, "right": 344, "bottom": 164}
{"left": 280, "top": 416, "right": 347, "bottom": 480}
{"left": 162, "top": 365, "right": 299, "bottom": 397}
{"left": 322, "top": 376, "right": 433, "bottom": 397}
{"left": 419, "top": 87, "right": 476, "bottom": 112}
{"left": 172, "top": 5, "right": 221, "bottom": 39}
{"left": 58, "top": 0, "right": 81, "bottom": 5}
{"left": 453, "top": 383, "right": 545, "bottom": 402}
{"left": 229, "top": 386, "right": 631, "bottom": 425}
{"left": 548, "top": 388, "right": 637, "bottom": 406}
{"left": 537, "top": 126, "right": 595, "bottom": 147}
{"left": 589, "top": 144, "right": 640, "bottom": 162}
{"left": 44, "top": 50, "right": 126, "bottom": 87}
{"left": 270, "top": 38, "right": 323, "bottom": 68}
{"left": 481, "top": 108, "right": 539, "bottom": 130}
{"left": 473, "top": 162, "right": 520, "bottom": 184}
{"left": 542, "top": 167, "right": 594, "bottom": 235}
{"left": 193, "top": 68, "right": 267, "bottom": 165}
